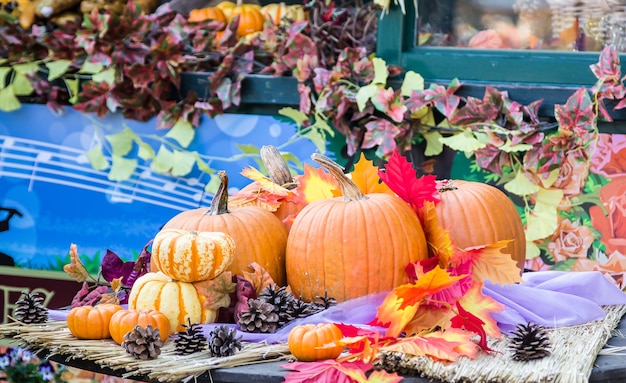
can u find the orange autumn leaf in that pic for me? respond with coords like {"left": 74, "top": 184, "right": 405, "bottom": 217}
{"left": 419, "top": 200, "right": 454, "bottom": 263}
{"left": 375, "top": 290, "right": 420, "bottom": 337}
{"left": 453, "top": 240, "right": 523, "bottom": 285}
{"left": 404, "top": 303, "right": 455, "bottom": 335}
{"left": 379, "top": 333, "right": 462, "bottom": 362}
{"left": 350, "top": 153, "right": 393, "bottom": 195}
{"left": 425, "top": 327, "right": 480, "bottom": 359}
{"left": 457, "top": 282, "right": 504, "bottom": 339}
{"left": 63, "top": 243, "right": 89, "bottom": 283}
{"left": 241, "top": 166, "right": 292, "bottom": 196}
{"left": 297, "top": 163, "right": 341, "bottom": 203}
{"left": 335, "top": 363, "right": 403, "bottom": 383}
{"left": 239, "top": 262, "right": 276, "bottom": 296}
{"left": 194, "top": 271, "right": 236, "bottom": 310}
{"left": 335, "top": 335, "right": 380, "bottom": 363}
{"left": 228, "top": 166, "right": 291, "bottom": 211}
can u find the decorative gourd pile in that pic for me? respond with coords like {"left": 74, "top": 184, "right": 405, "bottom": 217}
{"left": 130, "top": 228, "right": 236, "bottom": 332}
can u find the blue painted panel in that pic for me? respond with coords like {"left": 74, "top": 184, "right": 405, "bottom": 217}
{"left": 0, "top": 105, "right": 317, "bottom": 270}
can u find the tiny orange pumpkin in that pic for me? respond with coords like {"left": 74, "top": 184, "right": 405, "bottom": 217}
{"left": 66, "top": 304, "right": 123, "bottom": 340}
{"left": 287, "top": 323, "right": 344, "bottom": 361}
{"left": 109, "top": 308, "right": 172, "bottom": 345}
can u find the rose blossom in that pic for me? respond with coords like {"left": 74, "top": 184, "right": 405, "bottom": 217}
{"left": 590, "top": 133, "right": 626, "bottom": 178}
{"left": 551, "top": 154, "right": 589, "bottom": 208}
{"left": 589, "top": 176, "right": 626, "bottom": 255}
{"left": 547, "top": 219, "right": 594, "bottom": 262}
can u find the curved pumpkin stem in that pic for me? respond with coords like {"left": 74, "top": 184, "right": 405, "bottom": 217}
{"left": 261, "top": 145, "right": 298, "bottom": 190}
{"left": 311, "top": 153, "right": 367, "bottom": 202}
{"left": 208, "top": 170, "right": 229, "bottom": 215}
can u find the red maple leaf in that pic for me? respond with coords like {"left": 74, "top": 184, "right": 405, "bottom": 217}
{"left": 450, "top": 301, "right": 494, "bottom": 352}
{"left": 378, "top": 149, "right": 439, "bottom": 213}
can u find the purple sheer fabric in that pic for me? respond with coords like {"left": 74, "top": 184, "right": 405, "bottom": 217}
{"left": 48, "top": 271, "right": 626, "bottom": 343}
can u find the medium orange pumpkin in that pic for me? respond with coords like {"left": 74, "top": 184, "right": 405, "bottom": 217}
{"left": 129, "top": 271, "right": 218, "bottom": 332}
{"left": 435, "top": 180, "right": 526, "bottom": 271}
{"left": 66, "top": 304, "right": 123, "bottom": 340}
{"left": 162, "top": 170, "right": 288, "bottom": 286}
{"left": 109, "top": 308, "right": 172, "bottom": 345}
{"left": 188, "top": 6, "right": 227, "bottom": 26}
{"left": 228, "top": 0, "right": 265, "bottom": 39}
{"left": 285, "top": 153, "right": 429, "bottom": 303}
{"left": 287, "top": 323, "right": 344, "bottom": 361}
{"left": 151, "top": 228, "right": 235, "bottom": 282}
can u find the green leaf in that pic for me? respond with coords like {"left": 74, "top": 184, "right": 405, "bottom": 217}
{"left": 85, "top": 144, "right": 109, "bottom": 171}
{"left": 302, "top": 122, "right": 329, "bottom": 153}
{"left": 236, "top": 144, "right": 261, "bottom": 155}
{"left": 525, "top": 187, "right": 563, "bottom": 241}
{"left": 165, "top": 119, "right": 195, "bottom": 148}
{"left": 422, "top": 131, "right": 444, "bottom": 156}
{"left": 12, "top": 62, "right": 39, "bottom": 75}
{"left": 92, "top": 67, "right": 116, "bottom": 85}
{"left": 503, "top": 169, "right": 540, "bottom": 196}
{"left": 105, "top": 129, "right": 134, "bottom": 157}
{"left": 137, "top": 141, "right": 155, "bottom": 161}
{"left": 108, "top": 156, "right": 137, "bottom": 181}
{"left": 0, "top": 86, "right": 21, "bottom": 111}
{"left": 45, "top": 60, "right": 72, "bottom": 81}
{"left": 281, "top": 152, "right": 304, "bottom": 171}
{"left": 440, "top": 129, "right": 485, "bottom": 154}
{"left": 278, "top": 107, "right": 308, "bottom": 127}
{"left": 171, "top": 150, "right": 197, "bottom": 177}
{"left": 64, "top": 78, "right": 79, "bottom": 104}
{"left": 401, "top": 71, "right": 424, "bottom": 97}
{"left": 372, "top": 57, "right": 388, "bottom": 85}
{"left": 12, "top": 72, "right": 34, "bottom": 96}
{"left": 0, "top": 67, "right": 12, "bottom": 89}
{"left": 79, "top": 61, "right": 104, "bottom": 74}
{"left": 499, "top": 140, "right": 533, "bottom": 153}
{"left": 356, "top": 83, "right": 378, "bottom": 112}
{"left": 151, "top": 145, "right": 174, "bottom": 174}
{"left": 204, "top": 173, "right": 221, "bottom": 194}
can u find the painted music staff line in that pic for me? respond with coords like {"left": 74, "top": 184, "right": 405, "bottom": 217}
{"left": 0, "top": 135, "right": 212, "bottom": 212}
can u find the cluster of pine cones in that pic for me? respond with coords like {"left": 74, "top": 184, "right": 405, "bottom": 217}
{"left": 237, "top": 284, "right": 336, "bottom": 333}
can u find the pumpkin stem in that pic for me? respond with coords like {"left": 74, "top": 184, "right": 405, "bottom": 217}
{"left": 261, "top": 145, "right": 299, "bottom": 190}
{"left": 208, "top": 170, "right": 230, "bottom": 215}
{"left": 311, "top": 153, "right": 366, "bottom": 201}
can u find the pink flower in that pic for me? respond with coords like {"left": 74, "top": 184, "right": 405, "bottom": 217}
{"left": 524, "top": 257, "right": 551, "bottom": 271}
{"left": 589, "top": 176, "right": 626, "bottom": 255}
{"left": 590, "top": 133, "right": 626, "bottom": 178}
{"left": 551, "top": 155, "right": 589, "bottom": 208}
{"left": 547, "top": 219, "right": 594, "bottom": 262}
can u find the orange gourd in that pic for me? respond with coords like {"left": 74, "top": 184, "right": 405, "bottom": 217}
{"left": 188, "top": 6, "right": 227, "bottom": 26}
{"left": 128, "top": 271, "right": 218, "bottom": 332}
{"left": 435, "top": 180, "right": 526, "bottom": 271}
{"left": 162, "top": 170, "right": 288, "bottom": 286}
{"left": 66, "top": 304, "right": 123, "bottom": 340}
{"left": 228, "top": 0, "right": 264, "bottom": 39}
{"left": 151, "top": 228, "right": 235, "bottom": 282}
{"left": 287, "top": 323, "right": 344, "bottom": 361}
{"left": 285, "top": 153, "right": 429, "bottom": 303}
{"left": 109, "top": 308, "right": 172, "bottom": 345}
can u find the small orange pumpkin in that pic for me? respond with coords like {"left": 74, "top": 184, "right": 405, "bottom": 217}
{"left": 188, "top": 6, "right": 227, "bottom": 26}
{"left": 151, "top": 228, "right": 235, "bottom": 282}
{"left": 288, "top": 323, "right": 344, "bottom": 361}
{"left": 109, "top": 308, "right": 172, "bottom": 345}
{"left": 261, "top": 2, "right": 307, "bottom": 25}
{"left": 66, "top": 304, "right": 123, "bottom": 340}
{"left": 435, "top": 180, "right": 526, "bottom": 272}
{"left": 228, "top": 0, "right": 265, "bottom": 39}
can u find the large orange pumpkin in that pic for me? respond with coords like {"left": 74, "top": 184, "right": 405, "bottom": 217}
{"left": 288, "top": 323, "right": 344, "bottom": 361}
{"left": 285, "top": 153, "right": 429, "bottom": 303}
{"left": 66, "top": 304, "right": 123, "bottom": 340}
{"left": 151, "top": 228, "right": 235, "bottom": 282}
{"left": 128, "top": 271, "right": 218, "bottom": 332}
{"left": 162, "top": 170, "right": 288, "bottom": 286}
{"left": 435, "top": 180, "right": 526, "bottom": 271}
{"left": 109, "top": 308, "right": 172, "bottom": 345}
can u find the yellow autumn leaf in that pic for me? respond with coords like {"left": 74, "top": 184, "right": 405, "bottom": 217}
{"left": 525, "top": 187, "right": 563, "bottom": 241}
{"left": 526, "top": 241, "right": 541, "bottom": 259}
{"left": 499, "top": 139, "right": 533, "bottom": 153}
{"left": 298, "top": 163, "right": 340, "bottom": 203}
{"left": 440, "top": 129, "right": 485, "bottom": 155}
{"left": 463, "top": 240, "right": 523, "bottom": 285}
{"left": 240, "top": 166, "right": 290, "bottom": 196}
{"left": 350, "top": 153, "right": 393, "bottom": 194}
{"left": 538, "top": 168, "right": 560, "bottom": 188}
{"left": 63, "top": 243, "right": 89, "bottom": 283}
{"left": 503, "top": 169, "right": 540, "bottom": 197}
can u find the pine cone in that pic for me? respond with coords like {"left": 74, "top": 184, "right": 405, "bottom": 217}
{"left": 285, "top": 299, "right": 319, "bottom": 320}
{"left": 508, "top": 322, "right": 552, "bottom": 361}
{"left": 258, "top": 284, "right": 296, "bottom": 326}
{"left": 123, "top": 324, "right": 164, "bottom": 360}
{"left": 237, "top": 299, "right": 280, "bottom": 333}
{"left": 208, "top": 325, "right": 243, "bottom": 357}
{"left": 313, "top": 290, "right": 337, "bottom": 310}
{"left": 174, "top": 319, "right": 207, "bottom": 355}
{"left": 13, "top": 291, "right": 48, "bottom": 324}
